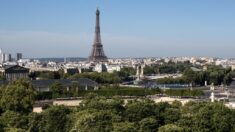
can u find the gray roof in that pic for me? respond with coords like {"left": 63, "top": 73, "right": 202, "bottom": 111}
{"left": 0, "top": 80, "right": 7, "bottom": 86}
{"left": 2, "top": 65, "right": 29, "bottom": 73}
{"left": 230, "top": 81, "right": 235, "bottom": 86}
{"left": 0, "top": 78, "right": 98, "bottom": 88}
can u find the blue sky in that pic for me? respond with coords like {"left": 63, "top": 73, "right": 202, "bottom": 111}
{"left": 0, "top": 0, "right": 235, "bottom": 58}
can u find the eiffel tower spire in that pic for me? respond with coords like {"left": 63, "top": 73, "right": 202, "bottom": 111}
{"left": 89, "top": 8, "right": 108, "bottom": 62}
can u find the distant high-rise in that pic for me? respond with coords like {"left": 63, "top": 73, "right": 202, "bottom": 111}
{"left": 16, "top": 53, "right": 22, "bottom": 60}
{"left": 88, "top": 8, "right": 108, "bottom": 62}
{"left": 4, "top": 53, "right": 9, "bottom": 62}
{"left": 1, "top": 53, "right": 5, "bottom": 63}
{"left": 0, "top": 48, "right": 2, "bottom": 63}
{"left": 8, "top": 54, "right": 12, "bottom": 62}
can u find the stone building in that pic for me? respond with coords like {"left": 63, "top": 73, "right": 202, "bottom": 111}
{"left": 0, "top": 65, "right": 29, "bottom": 81}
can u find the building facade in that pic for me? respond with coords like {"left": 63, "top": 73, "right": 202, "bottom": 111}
{"left": 0, "top": 65, "right": 29, "bottom": 81}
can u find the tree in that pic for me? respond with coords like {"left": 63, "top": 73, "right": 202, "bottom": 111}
{"left": 176, "top": 116, "right": 194, "bottom": 132}
{"left": 27, "top": 113, "right": 44, "bottom": 132}
{"left": 222, "top": 70, "right": 235, "bottom": 86}
{"left": 50, "top": 82, "right": 64, "bottom": 98}
{"left": 138, "top": 117, "right": 158, "bottom": 132}
{"left": 71, "top": 94, "right": 125, "bottom": 132}
{"left": 116, "top": 67, "right": 135, "bottom": 81}
{"left": 0, "top": 79, "right": 36, "bottom": 113}
{"left": 224, "top": 73, "right": 233, "bottom": 85}
{"left": 159, "top": 65, "right": 177, "bottom": 74}
{"left": 0, "top": 88, "right": 3, "bottom": 114}
{"left": 183, "top": 68, "right": 197, "bottom": 85}
{"left": 28, "top": 105, "right": 72, "bottom": 132}
{"left": 0, "top": 123, "right": 3, "bottom": 132}
{"left": 72, "top": 110, "right": 113, "bottom": 132}
{"left": 81, "top": 94, "right": 125, "bottom": 115}
{"left": 70, "top": 81, "right": 80, "bottom": 96}
{"left": 171, "top": 100, "right": 182, "bottom": 108}
{"left": 124, "top": 99, "right": 158, "bottom": 122}
{"left": 144, "top": 66, "right": 158, "bottom": 75}
{"left": 193, "top": 103, "right": 234, "bottom": 132}
{"left": 209, "top": 71, "right": 221, "bottom": 85}
{"left": 70, "top": 72, "right": 121, "bottom": 84}
{"left": 36, "top": 71, "right": 61, "bottom": 79}
{"left": 0, "top": 110, "right": 28, "bottom": 130}
{"left": 113, "top": 122, "right": 136, "bottom": 132}
{"left": 195, "top": 72, "right": 207, "bottom": 86}
{"left": 163, "top": 108, "right": 181, "bottom": 124}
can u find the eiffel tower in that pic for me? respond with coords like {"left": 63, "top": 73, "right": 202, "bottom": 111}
{"left": 89, "top": 8, "right": 108, "bottom": 62}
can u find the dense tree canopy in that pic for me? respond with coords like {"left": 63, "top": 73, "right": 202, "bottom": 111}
{"left": 1, "top": 79, "right": 235, "bottom": 131}
{"left": 28, "top": 106, "right": 72, "bottom": 132}
{"left": 70, "top": 72, "right": 121, "bottom": 84}
{"left": 68, "top": 95, "right": 235, "bottom": 132}
{"left": 29, "top": 71, "right": 62, "bottom": 80}
{"left": 0, "top": 79, "right": 36, "bottom": 113}
{"left": 115, "top": 67, "right": 136, "bottom": 82}
{"left": 157, "top": 65, "right": 235, "bottom": 86}
{"left": 50, "top": 81, "right": 64, "bottom": 98}
{"left": 144, "top": 61, "right": 192, "bottom": 75}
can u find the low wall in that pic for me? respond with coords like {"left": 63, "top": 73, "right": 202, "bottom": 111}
{"left": 53, "top": 100, "right": 83, "bottom": 106}
{"left": 33, "top": 97, "right": 195, "bottom": 113}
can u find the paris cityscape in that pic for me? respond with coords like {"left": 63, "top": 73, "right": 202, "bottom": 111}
{"left": 0, "top": 1, "right": 235, "bottom": 132}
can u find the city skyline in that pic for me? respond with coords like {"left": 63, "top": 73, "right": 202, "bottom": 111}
{"left": 0, "top": 0, "right": 235, "bottom": 58}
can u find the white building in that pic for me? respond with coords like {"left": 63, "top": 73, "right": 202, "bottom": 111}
{"left": 0, "top": 48, "right": 3, "bottom": 63}
{"left": 94, "top": 63, "right": 107, "bottom": 73}
{"left": 106, "top": 65, "right": 121, "bottom": 73}
{"left": 4, "top": 53, "right": 10, "bottom": 62}
{"left": 231, "top": 65, "right": 235, "bottom": 71}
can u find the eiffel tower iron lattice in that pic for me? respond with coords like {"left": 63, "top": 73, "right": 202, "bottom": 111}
{"left": 88, "top": 8, "right": 108, "bottom": 62}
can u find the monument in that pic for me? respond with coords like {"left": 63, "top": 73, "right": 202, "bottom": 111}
{"left": 88, "top": 8, "right": 108, "bottom": 62}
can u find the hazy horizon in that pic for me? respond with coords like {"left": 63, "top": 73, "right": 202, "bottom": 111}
{"left": 0, "top": 0, "right": 234, "bottom": 58}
